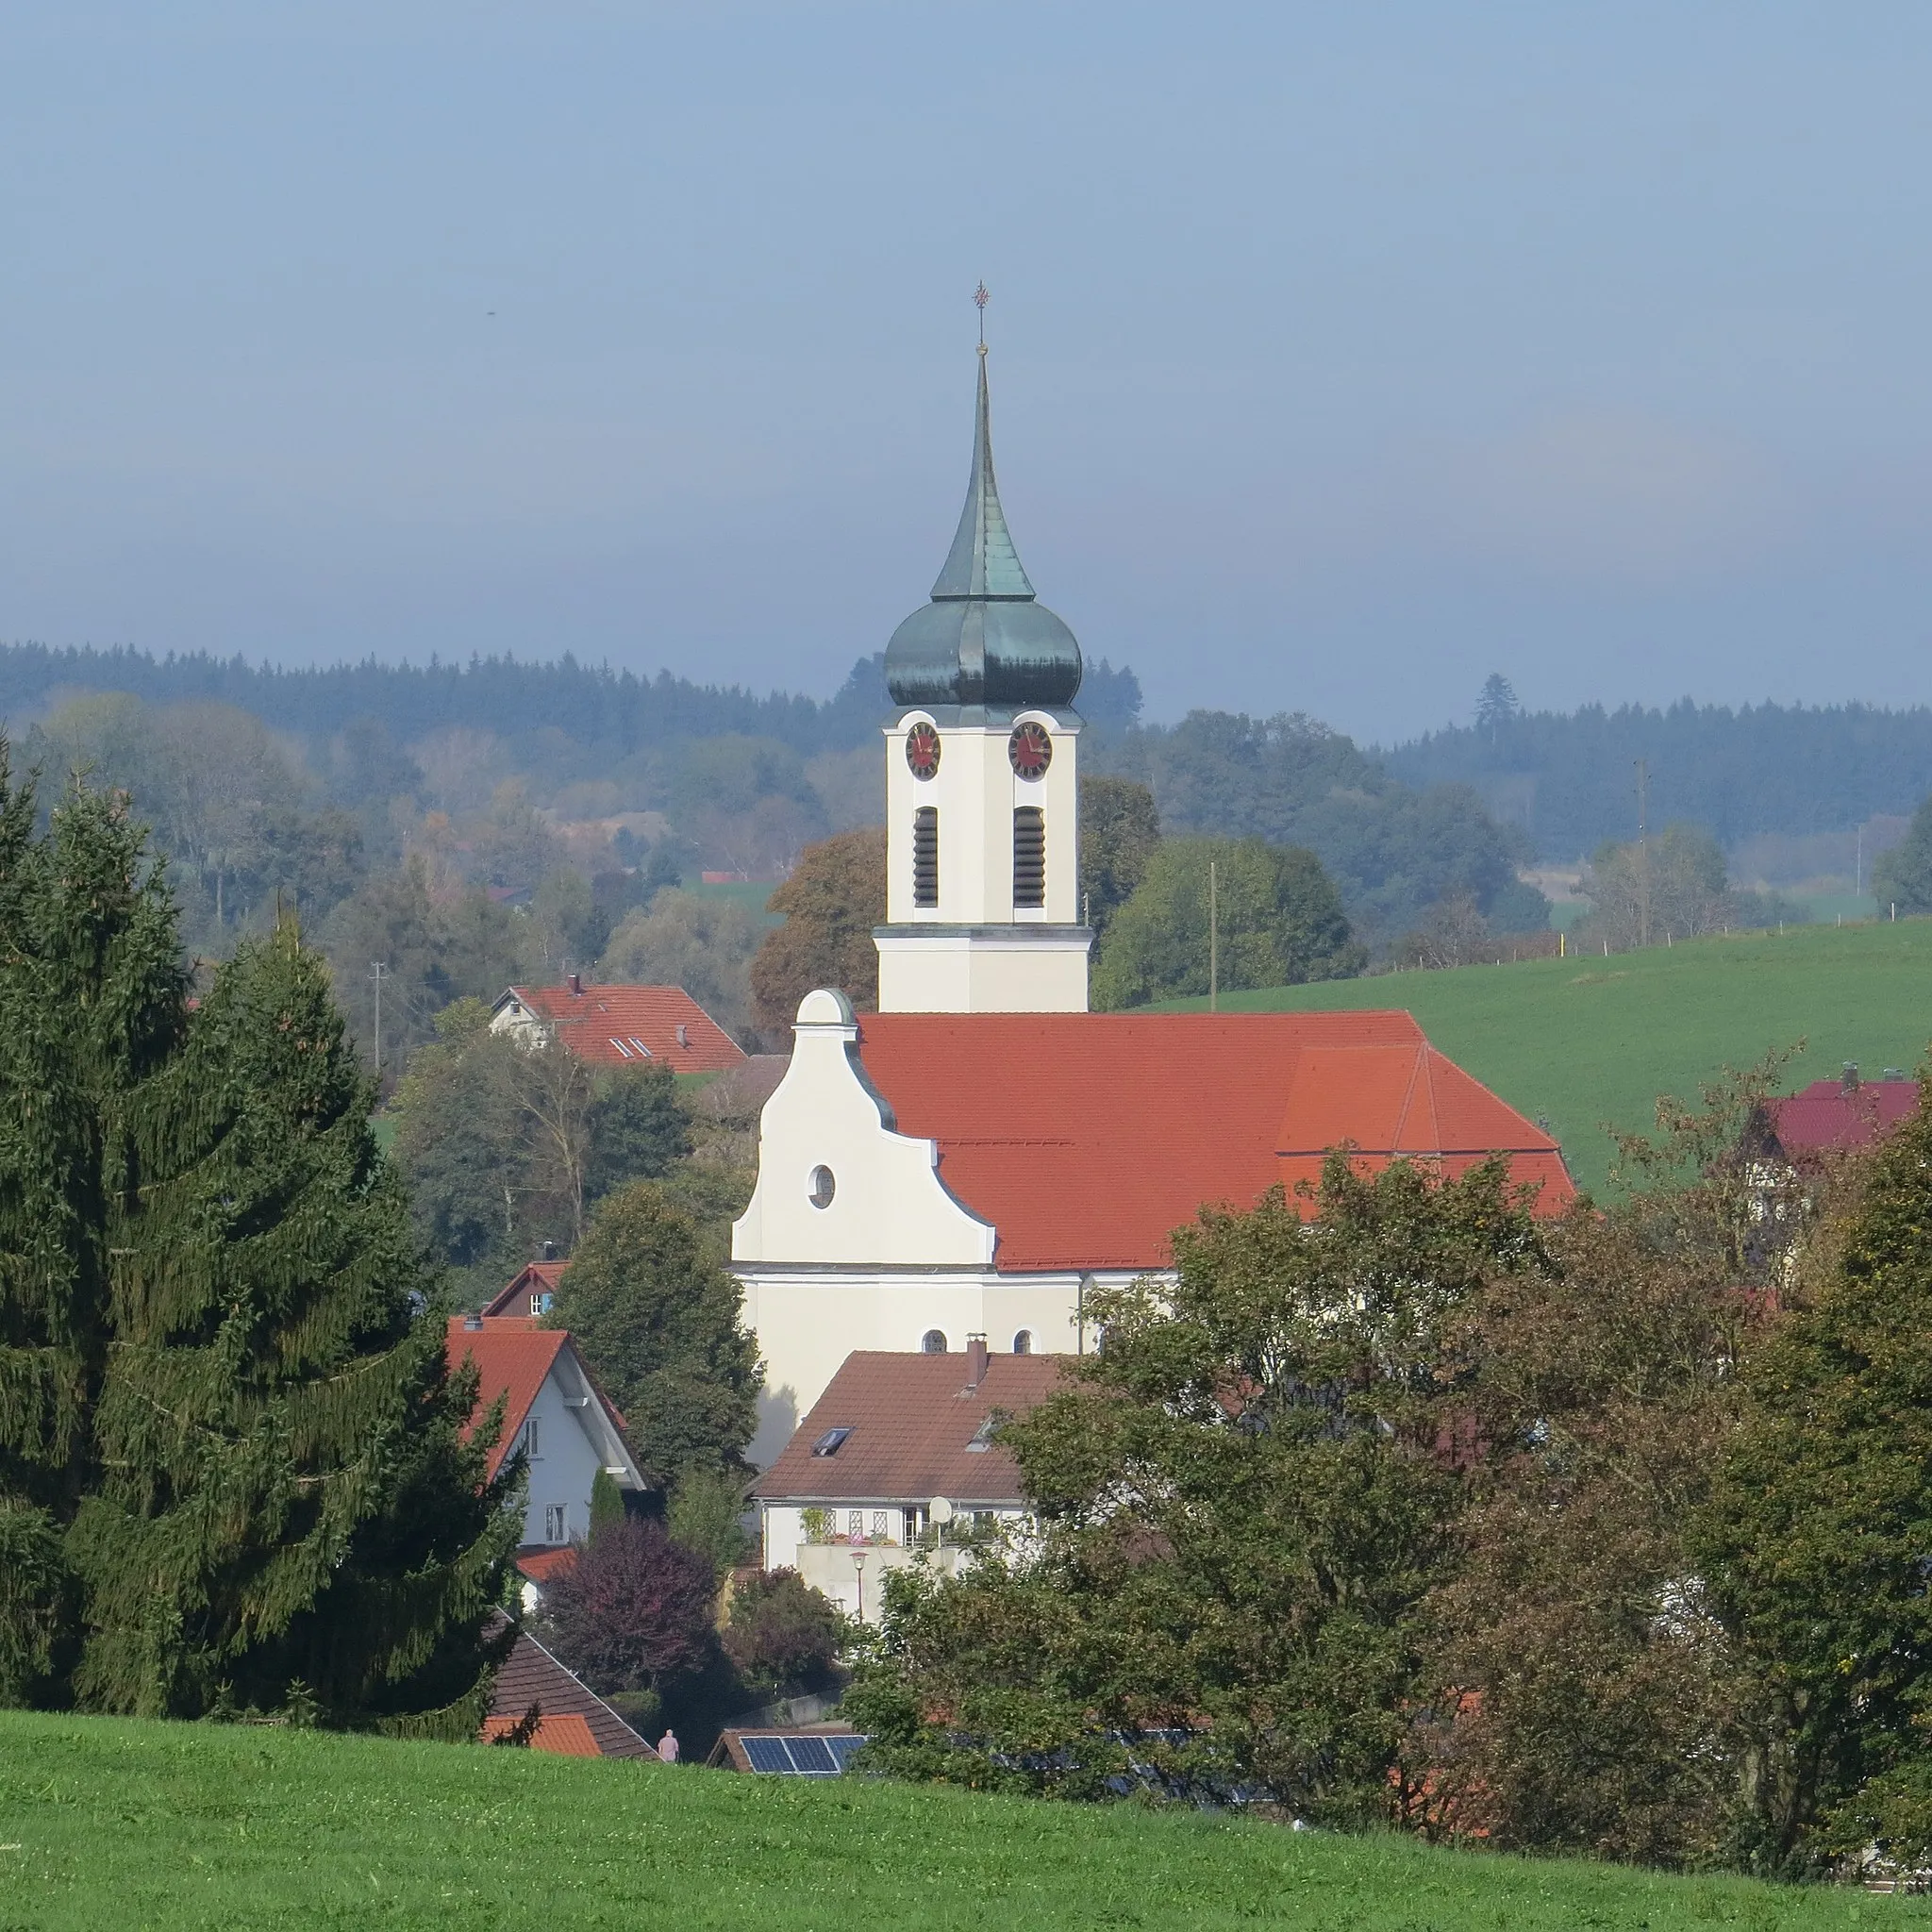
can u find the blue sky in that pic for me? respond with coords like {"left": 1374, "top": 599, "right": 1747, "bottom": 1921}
{"left": 6, "top": 3, "right": 1932, "bottom": 739}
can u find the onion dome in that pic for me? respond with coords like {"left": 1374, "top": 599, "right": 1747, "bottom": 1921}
{"left": 885, "top": 349, "right": 1083, "bottom": 710}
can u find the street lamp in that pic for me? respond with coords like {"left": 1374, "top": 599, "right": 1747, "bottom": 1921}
{"left": 851, "top": 1547, "right": 867, "bottom": 1623}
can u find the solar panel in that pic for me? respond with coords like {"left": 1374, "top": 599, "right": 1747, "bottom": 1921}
{"left": 826, "top": 1735, "right": 867, "bottom": 1770}
{"left": 741, "top": 1736, "right": 794, "bottom": 1774}
{"left": 787, "top": 1736, "right": 839, "bottom": 1774}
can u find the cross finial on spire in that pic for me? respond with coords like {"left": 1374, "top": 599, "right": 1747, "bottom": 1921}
{"left": 974, "top": 280, "right": 989, "bottom": 353}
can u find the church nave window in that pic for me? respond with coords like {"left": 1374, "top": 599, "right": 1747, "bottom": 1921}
{"left": 1013, "top": 807, "right": 1045, "bottom": 908}
{"left": 921, "top": 1328, "right": 948, "bottom": 1354}
{"left": 912, "top": 806, "right": 940, "bottom": 908}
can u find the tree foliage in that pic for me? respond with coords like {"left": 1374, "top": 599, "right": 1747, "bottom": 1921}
{"left": 1077, "top": 776, "right": 1159, "bottom": 938}
{"left": 847, "top": 1156, "right": 1549, "bottom": 1821}
{"left": 1872, "top": 791, "right": 1932, "bottom": 914}
{"left": 724, "top": 1568, "right": 844, "bottom": 1690}
{"left": 545, "top": 1182, "right": 761, "bottom": 1482}
{"left": 535, "top": 1516, "right": 718, "bottom": 1695}
{"left": 1091, "top": 836, "right": 1362, "bottom": 1009}
{"left": 0, "top": 754, "right": 516, "bottom": 1726}
{"left": 749, "top": 826, "right": 887, "bottom": 1033}
{"left": 1701, "top": 1082, "right": 1932, "bottom": 1872}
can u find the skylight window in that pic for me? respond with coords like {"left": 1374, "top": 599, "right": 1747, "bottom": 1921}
{"left": 810, "top": 1426, "right": 853, "bottom": 1457}
{"left": 610, "top": 1038, "right": 633, "bottom": 1057}
{"left": 628, "top": 1038, "right": 653, "bottom": 1057}
{"left": 964, "top": 1416, "right": 997, "bottom": 1453}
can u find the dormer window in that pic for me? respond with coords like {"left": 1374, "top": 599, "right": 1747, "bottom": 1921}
{"left": 811, "top": 1426, "right": 853, "bottom": 1457}
{"left": 965, "top": 1416, "right": 996, "bottom": 1454}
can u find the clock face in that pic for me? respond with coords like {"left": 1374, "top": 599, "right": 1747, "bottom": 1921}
{"left": 905, "top": 723, "right": 941, "bottom": 780}
{"left": 1008, "top": 721, "right": 1053, "bottom": 780}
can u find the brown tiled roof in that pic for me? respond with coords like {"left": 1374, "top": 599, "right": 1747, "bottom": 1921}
{"left": 483, "top": 1260, "right": 567, "bottom": 1319}
{"left": 753, "top": 1351, "right": 1067, "bottom": 1508}
{"left": 483, "top": 1617, "right": 655, "bottom": 1759}
{"left": 855, "top": 1010, "right": 1574, "bottom": 1273}
{"left": 503, "top": 983, "right": 744, "bottom": 1072}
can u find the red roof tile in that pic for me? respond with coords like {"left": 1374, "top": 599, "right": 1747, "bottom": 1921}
{"left": 446, "top": 1317, "right": 568, "bottom": 1480}
{"left": 482, "top": 1710, "right": 603, "bottom": 1757}
{"left": 1765, "top": 1079, "right": 1919, "bottom": 1155}
{"left": 515, "top": 1547, "right": 579, "bottom": 1587}
{"left": 855, "top": 1011, "right": 1572, "bottom": 1274}
{"left": 503, "top": 983, "right": 744, "bottom": 1072}
{"left": 754, "top": 1352, "right": 1069, "bottom": 1507}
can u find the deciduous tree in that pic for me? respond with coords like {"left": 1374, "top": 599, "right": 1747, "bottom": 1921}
{"left": 749, "top": 826, "right": 886, "bottom": 1032}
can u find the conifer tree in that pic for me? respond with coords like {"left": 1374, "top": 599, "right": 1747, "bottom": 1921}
{"left": 0, "top": 752, "right": 519, "bottom": 1726}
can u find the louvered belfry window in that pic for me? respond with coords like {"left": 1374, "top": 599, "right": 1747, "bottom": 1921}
{"left": 912, "top": 807, "right": 940, "bottom": 908}
{"left": 1013, "top": 807, "right": 1045, "bottom": 908}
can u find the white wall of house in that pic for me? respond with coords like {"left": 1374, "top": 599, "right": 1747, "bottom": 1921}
{"left": 736, "top": 1264, "right": 1129, "bottom": 1468}
{"left": 763, "top": 1503, "right": 1028, "bottom": 1623}
{"left": 513, "top": 1374, "right": 607, "bottom": 1548}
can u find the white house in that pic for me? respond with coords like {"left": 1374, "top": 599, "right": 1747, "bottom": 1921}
{"left": 446, "top": 1313, "right": 648, "bottom": 1553}
{"left": 752, "top": 1341, "right": 1064, "bottom": 1624}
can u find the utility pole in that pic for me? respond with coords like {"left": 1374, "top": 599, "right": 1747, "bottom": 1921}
{"left": 371, "top": 962, "right": 388, "bottom": 1083}
{"left": 1857, "top": 823, "right": 1864, "bottom": 897}
{"left": 1634, "top": 759, "right": 1650, "bottom": 950}
{"left": 1208, "top": 860, "right": 1219, "bottom": 1012}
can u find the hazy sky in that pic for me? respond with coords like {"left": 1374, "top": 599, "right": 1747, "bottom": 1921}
{"left": 7, "top": 4, "right": 1932, "bottom": 739}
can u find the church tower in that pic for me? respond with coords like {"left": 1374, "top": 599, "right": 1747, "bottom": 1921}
{"left": 874, "top": 341, "right": 1091, "bottom": 1013}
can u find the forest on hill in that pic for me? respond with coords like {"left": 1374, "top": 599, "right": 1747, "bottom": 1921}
{"left": 1385, "top": 694, "right": 1932, "bottom": 865}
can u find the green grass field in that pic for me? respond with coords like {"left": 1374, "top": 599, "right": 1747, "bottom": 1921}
{"left": 1158, "top": 921, "right": 1932, "bottom": 1196}
{"left": 0, "top": 1711, "right": 1921, "bottom": 1931}
{"left": 686, "top": 877, "right": 783, "bottom": 926}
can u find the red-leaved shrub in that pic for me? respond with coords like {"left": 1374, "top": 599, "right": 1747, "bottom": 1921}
{"left": 537, "top": 1518, "right": 717, "bottom": 1693}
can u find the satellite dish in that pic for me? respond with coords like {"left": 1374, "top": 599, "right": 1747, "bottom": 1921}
{"left": 928, "top": 1496, "right": 954, "bottom": 1524}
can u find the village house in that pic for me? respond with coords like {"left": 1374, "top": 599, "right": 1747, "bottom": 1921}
{"left": 490, "top": 977, "right": 745, "bottom": 1073}
{"left": 446, "top": 1312, "right": 648, "bottom": 1562}
{"left": 754, "top": 1342, "right": 1065, "bottom": 1623}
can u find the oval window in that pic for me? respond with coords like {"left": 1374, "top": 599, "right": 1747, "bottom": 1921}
{"left": 921, "top": 1329, "right": 948, "bottom": 1355}
{"left": 808, "top": 1165, "right": 836, "bottom": 1209}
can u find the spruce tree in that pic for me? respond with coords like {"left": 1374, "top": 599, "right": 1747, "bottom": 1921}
{"left": 0, "top": 754, "right": 519, "bottom": 1726}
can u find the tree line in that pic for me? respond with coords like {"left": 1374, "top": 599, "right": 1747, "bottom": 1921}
{"left": 1385, "top": 693, "right": 1932, "bottom": 860}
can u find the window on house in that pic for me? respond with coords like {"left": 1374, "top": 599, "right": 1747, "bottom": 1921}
{"left": 848, "top": 1509, "right": 865, "bottom": 1541}
{"left": 1013, "top": 807, "right": 1044, "bottom": 909}
{"left": 912, "top": 807, "right": 940, "bottom": 908}
{"left": 543, "top": 1504, "right": 567, "bottom": 1543}
{"left": 808, "top": 1165, "right": 836, "bottom": 1210}
{"left": 921, "top": 1329, "right": 947, "bottom": 1354}
{"left": 609, "top": 1038, "right": 633, "bottom": 1058}
{"left": 628, "top": 1038, "right": 652, "bottom": 1057}
{"left": 1011, "top": 1329, "right": 1034, "bottom": 1355}
{"left": 871, "top": 1510, "right": 890, "bottom": 1541}
{"left": 810, "top": 1426, "right": 853, "bottom": 1457}
{"left": 522, "top": 1418, "right": 541, "bottom": 1460}
{"left": 965, "top": 1416, "right": 996, "bottom": 1453}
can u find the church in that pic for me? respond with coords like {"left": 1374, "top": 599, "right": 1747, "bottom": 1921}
{"left": 731, "top": 339, "right": 1573, "bottom": 1467}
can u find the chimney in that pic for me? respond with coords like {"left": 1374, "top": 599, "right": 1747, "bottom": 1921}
{"left": 676, "top": 1024, "right": 690, "bottom": 1049}
{"left": 1842, "top": 1061, "right": 1861, "bottom": 1094}
{"left": 965, "top": 1333, "right": 989, "bottom": 1390}
{"left": 462, "top": 1312, "right": 484, "bottom": 1331}
{"left": 568, "top": 972, "right": 583, "bottom": 997}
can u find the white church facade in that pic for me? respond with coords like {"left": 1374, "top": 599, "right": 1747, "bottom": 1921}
{"left": 731, "top": 339, "right": 1574, "bottom": 1467}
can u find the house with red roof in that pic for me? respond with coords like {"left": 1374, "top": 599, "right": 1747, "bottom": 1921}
{"left": 491, "top": 975, "right": 744, "bottom": 1073}
{"left": 1754, "top": 1068, "right": 1918, "bottom": 1167}
{"left": 728, "top": 342, "right": 1574, "bottom": 1464}
{"left": 446, "top": 1312, "right": 648, "bottom": 1556}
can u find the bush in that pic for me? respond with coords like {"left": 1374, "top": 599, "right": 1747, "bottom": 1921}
{"left": 537, "top": 1518, "right": 719, "bottom": 1695}
{"left": 724, "top": 1569, "right": 845, "bottom": 1690}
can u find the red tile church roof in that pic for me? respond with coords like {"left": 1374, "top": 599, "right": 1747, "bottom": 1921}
{"left": 855, "top": 1010, "right": 1572, "bottom": 1274}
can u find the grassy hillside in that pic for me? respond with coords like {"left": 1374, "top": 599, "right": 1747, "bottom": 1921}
{"left": 1158, "top": 921, "right": 1932, "bottom": 1196}
{"left": 0, "top": 1711, "right": 1920, "bottom": 1931}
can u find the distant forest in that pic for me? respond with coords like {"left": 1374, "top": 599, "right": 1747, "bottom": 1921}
{"left": 1385, "top": 698, "right": 1932, "bottom": 860}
